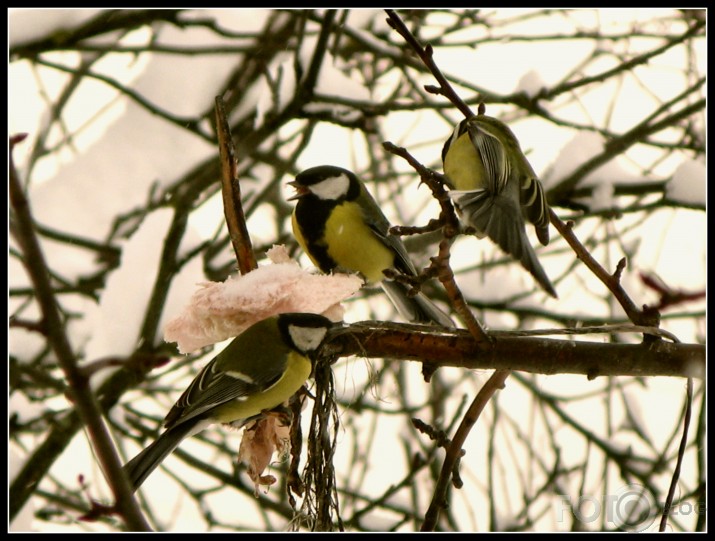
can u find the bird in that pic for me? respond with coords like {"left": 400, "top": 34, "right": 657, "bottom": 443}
{"left": 289, "top": 165, "right": 454, "bottom": 327}
{"left": 122, "top": 312, "right": 334, "bottom": 491}
{"left": 442, "top": 113, "right": 557, "bottom": 297}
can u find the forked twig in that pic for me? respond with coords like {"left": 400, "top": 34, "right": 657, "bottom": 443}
{"left": 382, "top": 142, "right": 489, "bottom": 346}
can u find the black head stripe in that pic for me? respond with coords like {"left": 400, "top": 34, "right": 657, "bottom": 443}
{"left": 293, "top": 193, "right": 337, "bottom": 273}
{"left": 295, "top": 165, "right": 351, "bottom": 186}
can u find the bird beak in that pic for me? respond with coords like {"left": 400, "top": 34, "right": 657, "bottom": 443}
{"left": 287, "top": 181, "right": 308, "bottom": 201}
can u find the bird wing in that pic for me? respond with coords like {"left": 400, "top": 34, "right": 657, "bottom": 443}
{"left": 368, "top": 220, "right": 419, "bottom": 277}
{"left": 358, "top": 184, "right": 419, "bottom": 277}
{"left": 163, "top": 359, "right": 280, "bottom": 429}
{"left": 164, "top": 332, "right": 289, "bottom": 429}
{"left": 449, "top": 188, "right": 490, "bottom": 208}
{"left": 466, "top": 118, "right": 510, "bottom": 195}
{"left": 451, "top": 189, "right": 557, "bottom": 297}
{"left": 467, "top": 118, "right": 550, "bottom": 245}
{"left": 519, "top": 175, "right": 551, "bottom": 246}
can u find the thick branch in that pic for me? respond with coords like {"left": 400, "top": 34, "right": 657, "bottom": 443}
{"left": 324, "top": 322, "right": 703, "bottom": 380}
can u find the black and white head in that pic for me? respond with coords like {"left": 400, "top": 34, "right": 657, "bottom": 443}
{"left": 288, "top": 165, "right": 360, "bottom": 203}
{"left": 277, "top": 312, "right": 334, "bottom": 355}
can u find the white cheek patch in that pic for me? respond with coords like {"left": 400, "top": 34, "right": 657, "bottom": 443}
{"left": 288, "top": 325, "right": 328, "bottom": 353}
{"left": 310, "top": 173, "right": 350, "bottom": 201}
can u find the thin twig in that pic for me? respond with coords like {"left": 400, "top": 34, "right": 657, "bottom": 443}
{"left": 548, "top": 209, "right": 659, "bottom": 329}
{"left": 34, "top": 57, "right": 210, "bottom": 142}
{"left": 421, "top": 369, "right": 511, "bottom": 531}
{"left": 382, "top": 141, "right": 490, "bottom": 346}
{"left": 384, "top": 9, "right": 472, "bottom": 116}
{"left": 660, "top": 376, "right": 693, "bottom": 531}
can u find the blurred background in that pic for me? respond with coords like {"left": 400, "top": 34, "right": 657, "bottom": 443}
{"left": 9, "top": 8, "right": 706, "bottom": 532}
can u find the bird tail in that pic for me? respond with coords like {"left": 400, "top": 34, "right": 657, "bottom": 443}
{"left": 452, "top": 190, "right": 557, "bottom": 298}
{"left": 123, "top": 420, "right": 202, "bottom": 491}
{"left": 381, "top": 280, "right": 455, "bottom": 327}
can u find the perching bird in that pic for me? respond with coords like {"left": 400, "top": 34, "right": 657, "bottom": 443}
{"left": 123, "top": 313, "right": 334, "bottom": 491}
{"left": 289, "top": 165, "right": 454, "bottom": 327}
{"left": 442, "top": 114, "right": 557, "bottom": 297}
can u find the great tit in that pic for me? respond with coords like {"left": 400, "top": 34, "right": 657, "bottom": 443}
{"left": 442, "top": 114, "right": 557, "bottom": 298}
{"left": 289, "top": 165, "right": 454, "bottom": 327}
{"left": 123, "top": 312, "right": 334, "bottom": 491}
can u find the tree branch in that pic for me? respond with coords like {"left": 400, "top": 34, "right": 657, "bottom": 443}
{"left": 324, "top": 322, "right": 703, "bottom": 380}
{"left": 215, "top": 96, "right": 257, "bottom": 274}
{"left": 9, "top": 134, "right": 150, "bottom": 531}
